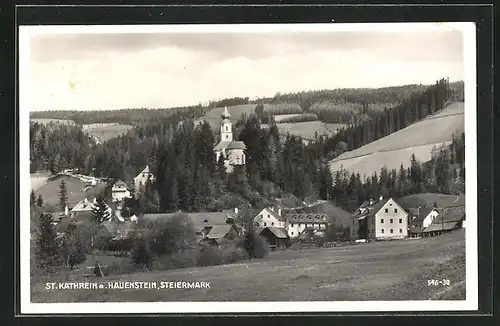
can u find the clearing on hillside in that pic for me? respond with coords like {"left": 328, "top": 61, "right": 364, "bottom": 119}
{"left": 398, "top": 193, "right": 465, "bottom": 209}
{"left": 34, "top": 175, "right": 106, "bottom": 208}
{"left": 30, "top": 173, "right": 51, "bottom": 191}
{"left": 82, "top": 123, "right": 134, "bottom": 142}
{"left": 30, "top": 228, "right": 465, "bottom": 302}
{"left": 276, "top": 121, "right": 346, "bottom": 140}
{"left": 329, "top": 102, "right": 464, "bottom": 178}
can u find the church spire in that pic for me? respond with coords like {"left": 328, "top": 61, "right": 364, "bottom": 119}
{"left": 221, "top": 106, "right": 231, "bottom": 119}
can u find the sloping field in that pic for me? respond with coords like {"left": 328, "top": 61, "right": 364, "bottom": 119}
{"left": 82, "top": 123, "right": 133, "bottom": 142}
{"left": 274, "top": 114, "right": 304, "bottom": 122}
{"left": 34, "top": 175, "right": 106, "bottom": 208}
{"left": 398, "top": 193, "right": 465, "bottom": 209}
{"left": 276, "top": 121, "right": 347, "bottom": 139}
{"left": 195, "top": 103, "right": 303, "bottom": 131}
{"left": 31, "top": 228, "right": 465, "bottom": 302}
{"left": 30, "top": 173, "right": 51, "bottom": 191}
{"left": 329, "top": 102, "right": 464, "bottom": 178}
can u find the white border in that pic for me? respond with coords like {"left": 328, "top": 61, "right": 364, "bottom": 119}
{"left": 19, "top": 22, "right": 478, "bottom": 314}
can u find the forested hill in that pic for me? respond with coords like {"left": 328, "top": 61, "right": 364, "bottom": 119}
{"left": 30, "top": 78, "right": 463, "bottom": 214}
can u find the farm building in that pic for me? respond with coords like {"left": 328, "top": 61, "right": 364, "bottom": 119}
{"left": 213, "top": 107, "right": 247, "bottom": 173}
{"left": 259, "top": 227, "right": 290, "bottom": 249}
{"left": 352, "top": 196, "right": 409, "bottom": 241}
{"left": 407, "top": 206, "right": 440, "bottom": 238}
{"left": 203, "top": 224, "right": 239, "bottom": 246}
{"left": 111, "top": 179, "right": 132, "bottom": 202}
{"left": 253, "top": 207, "right": 285, "bottom": 230}
{"left": 70, "top": 197, "right": 113, "bottom": 220}
{"left": 413, "top": 205, "right": 465, "bottom": 238}
{"left": 283, "top": 213, "right": 328, "bottom": 239}
{"left": 134, "top": 165, "right": 155, "bottom": 196}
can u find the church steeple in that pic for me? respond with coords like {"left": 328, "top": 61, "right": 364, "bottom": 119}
{"left": 220, "top": 106, "right": 233, "bottom": 142}
{"left": 221, "top": 106, "right": 231, "bottom": 119}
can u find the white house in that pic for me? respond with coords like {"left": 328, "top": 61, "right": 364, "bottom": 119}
{"left": 283, "top": 213, "right": 329, "bottom": 238}
{"left": 111, "top": 179, "right": 132, "bottom": 202}
{"left": 409, "top": 206, "right": 440, "bottom": 229}
{"left": 253, "top": 207, "right": 285, "bottom": 230}
{"left": 134, "top": 165, "right": 155, "bottom": 196}
{"left": 213, "top": 107, "right": 247, "bottom": 173}
{"left": 358, "top": 197, "right": 409, "bottom": 240}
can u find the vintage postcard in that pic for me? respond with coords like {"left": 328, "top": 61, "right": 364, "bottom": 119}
{"left": 19, "top": 22, "right": 477, "bottom": 314}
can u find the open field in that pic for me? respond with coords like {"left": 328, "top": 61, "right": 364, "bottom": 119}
{"left": 34, "top": 175, "right": 106, "bottom": 208}
{"left": 276, "top": 121, "right": 346, "bottom": 139}
{"left": 31, "top": 229, "right": 465, "bottom": 302}
{"left": 398, "top": 193, "right": 465, "bottom": 209}
{"left": 329, "top": 102, "right": 464, "bottom": 178}
{"left": 30, "top": 173, "right": 51, "bottom": 191}
{"left": 82, "top": 123, "right": 134, "bottom": 142}
{"left": 195, "top": 103, "right": 303, "bottom": 131}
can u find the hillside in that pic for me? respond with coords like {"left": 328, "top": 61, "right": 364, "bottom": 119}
{"left": 329, "top": 101, "right": 464, "bottom": 179}
{"left": 34, "top": 175, "right": 106, "bottom": 209}
{"left": 274, "top": 121, "right": 346, "bottom": 140}
{"left": 82, "top": 123, "right": 134, "bottom": 142}
{"left": 398, "top": 193, "right": 465, "bottom": 209}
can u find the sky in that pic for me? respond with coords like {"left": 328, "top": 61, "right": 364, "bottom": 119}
{"left": 24, "top": 25, "right": 465, "bottom": 111}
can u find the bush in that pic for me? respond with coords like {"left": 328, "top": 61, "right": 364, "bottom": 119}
{"left": 197, "top": 245, "right": 227, "bottom": 267}
{"left": 155, "top": 249, "right": 199, "bottom": 270}
{"left": 244, "top": 232, "right": 270, "bottom": 258}
{"left": 102, "top": 259, "right": 135, "bottom": 276}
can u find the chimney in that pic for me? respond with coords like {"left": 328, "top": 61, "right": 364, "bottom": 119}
{"left": 278, "top": 208, "right": 282, "bottom": 216}
{"left": 234, "top": 207, "right": 239, "bottom": 215}
{"left": 84, "top": 197, "right": 88, "bottom": 205}
{"left": 93, "top": 197, "right": 97, "bottom": 204}
{"left": 64, "top": 205, "right": 69, "bottom": 216}
{"left": 379, "top": 195, "right": 383, "bottom": 202}
{"left": 369, "top": 198, "right": 374, "bottom": 205}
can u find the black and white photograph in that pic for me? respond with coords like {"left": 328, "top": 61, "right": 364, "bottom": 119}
{"left": 19, "top": 22, "right": 477, "bottom": 314}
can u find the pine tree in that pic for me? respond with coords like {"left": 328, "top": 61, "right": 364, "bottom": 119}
{"left": 91, "top": 196, "right": 111, "bottom": 224}
{"left": 36, "top": 194, "right": 44, "bottom": 207}
{"left": 59, "top": 180, "right": 68, "bottom": 211}
{"left": 61, "top": 221, "right": 87, "bottom": 270}
{"left": 30, "top": 189, "right": 36, "bottom": 206}
{"left": 36, "top": 213, "right": 62, "bottom": 270}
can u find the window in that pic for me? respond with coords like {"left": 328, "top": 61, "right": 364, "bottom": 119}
{"left": 225, "top": 135, "right": 228, "bottom": 139}
{"left": 225, "top": 126, "right": 228, "bottom": 131}
{"left": 399, "top": 229, "right": 403, "bottom": 233}
{"left": 390, "top": 229, "right": 393, "bottom": 233}
{"left": 394, "top": 208, "right": 398, "bottom": 213}
{"left": 399, "top": 218, "right": 402, "bottom": 223}
{"left": 381, "top": 229, "right": 384, "bottom": 234}
{"left": 271, "top": 222, "right": 274, "bottom": 226}
{"left": 381, "top": 219, "right": 384, "bottom": 223}
{"left": 291, "top": 223, "right": 294, "bottom": 227}
{"left": 267, "top": 214, "right": 270, "bottom": 218}
{"left": 291, "top": 232, "right": 294, "bottom": 235}
{"left": 353, "top": 220, "right": 355, "bottom": 225}
{"left": 260, "top": 214, "right": 263, "bottom": 219}
{"left": 390, "top": 219, "right": 393, "bottom": 223}
{"left": 264, "top": 222, "right": 267, "bottom": 227}
{"left": 385, "top": 208, "right": 389, "bottom": 213}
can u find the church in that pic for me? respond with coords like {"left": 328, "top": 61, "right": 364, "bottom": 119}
{"left": 213, "top": 107, "right": 246, "bottom": 173}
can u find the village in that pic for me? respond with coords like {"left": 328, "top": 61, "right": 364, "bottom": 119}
{"left": 30, "top": 106, "right": 466, "bottom": 279}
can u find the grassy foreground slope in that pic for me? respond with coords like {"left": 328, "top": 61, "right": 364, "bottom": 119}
{"left": 31, "top": 229, "right": 465, "bottom": 302}
{"left": 329, "top": 102, "right": 464, "bottom": 178}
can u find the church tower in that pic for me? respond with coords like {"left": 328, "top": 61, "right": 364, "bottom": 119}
{"left": 220, "top": 106, "right": 233, "bottom": 142}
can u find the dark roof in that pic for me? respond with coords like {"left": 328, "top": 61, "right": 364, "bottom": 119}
{"left": 206, "top": 224, "right": 234, "bottom": 239}
{"left": 260, "top": 227, "right": 288, "bottom": 239}
{"left": 226, "top": 141, "right": 246, "bottom": 150}
{"left": 422, "top": 221, "right": 461, "bottom": 233}
{"left": 112, "top": 180, "right": 130, "bottom": 191}
{"left": 214, "top": 140, "right": 232, "bottom": 151}
{"left": 143, "top": 212, "right": 230, "bottom": 233}
{"left": 433, "top": 206, "right": 465, "bottom": 224}
{"left": 352, "top": 198, "right": 391, "bottom": 219}
{"left": 411, "top": 206, "right": 437, "bottom": 224}
{"left": 257, "top": 208, "right": 285, "bottom": 222}
{"left": 284, "top": 213, "right": 328, "bottom": 224}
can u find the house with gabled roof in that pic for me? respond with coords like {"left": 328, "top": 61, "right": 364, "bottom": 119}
{"left": 407, "top": 206, "right": 439, "bottom": 236}
{"left": 111, "top": 179, "right": 132, "bottom": 202}
{"left": 253, "top": 207, "right": 285, "bottom": 231}
{"left": 134, "top": 165, "right": 155, "bottom": 196}
{"left": 259, "top": 226, "right": 290, "bottom": 249}
{"left": 352, "top": 196, "right": 409, "bottom": 241}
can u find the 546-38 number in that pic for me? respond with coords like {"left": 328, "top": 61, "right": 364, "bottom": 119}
{"left": 427, "top": 279, "right": 451, "bottom": 286}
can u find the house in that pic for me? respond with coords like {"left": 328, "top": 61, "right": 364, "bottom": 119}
{"left": 134, "top": 165, "right": 155, "bottom": 196}
{"left": 419, "top": 205, "right": 465, "bottom": 237}
{"left": 142, "top": 208, "right": 239, "bottom": 239}
{"left": 408, "top": 206, "right": 439, "bottom": 237}
{"left": 283, "top": 213, "right": 328, "bottom": 239}
{"left": 353, "top": 196, "right": 409, "bottom": 241}
{"left": 203, "top": 224, "right": 239, "bottom": 246}
{"left": 70, "top": 197, "right": 113, "bottom": 221}
{"left": 259, "top": 227, "right": 290, "bottom": 249}
{"left": 213, "top": 107, "right": 247, "bottom": 173}
{"left": 253, "top": 207, "right": 285, "bottom": 231}
{"left": 111, "top": 179, "right": 132, "bottom": 202}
